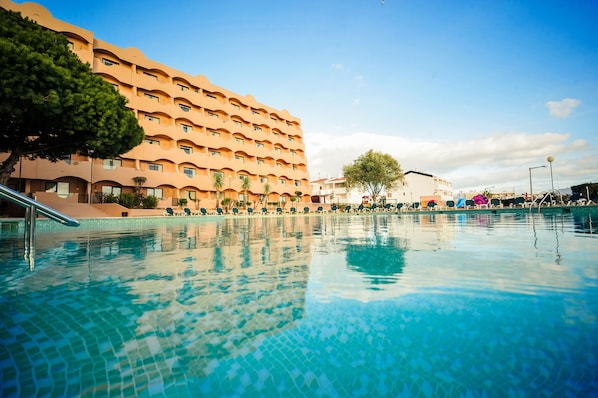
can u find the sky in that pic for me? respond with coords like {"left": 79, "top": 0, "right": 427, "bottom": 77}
{"left": 16, "top": 0, "right": 598, "bottom": 195}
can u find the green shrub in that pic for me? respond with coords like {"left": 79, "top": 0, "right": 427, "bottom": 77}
{"left": 118, "top": 192, "right": 138, "bottom": 209}
{"left": 104, "top": 193, "right": 118, "bottom": 203}
{"left": 142, "top": 195, "right": 159, "bottom": 209}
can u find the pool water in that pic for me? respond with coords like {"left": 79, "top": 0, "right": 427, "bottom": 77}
{"left": 1, "top": 211, "right": 597, "bottom": 397}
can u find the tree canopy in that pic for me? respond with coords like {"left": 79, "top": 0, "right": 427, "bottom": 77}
{"left": 0, "top": 9, "right": 144, "bottom": 185}
{"left": 343, "top": 149, "right": 404, "bottom": 201}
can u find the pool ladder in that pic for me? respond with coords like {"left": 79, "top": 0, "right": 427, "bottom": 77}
{"left": 531, "top": 190, "right": 564, "bottom": 212}
{"left": 0, "top": 184, "right": 79, "bottom": 268}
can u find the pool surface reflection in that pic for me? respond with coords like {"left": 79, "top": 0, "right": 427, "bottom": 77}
{"left": 1, "top": 211, "right": 597, "bottom": 397}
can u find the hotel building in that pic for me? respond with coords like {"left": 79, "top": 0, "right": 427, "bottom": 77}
{"left": 0, "top": 0, "right": 311, "bottom": 213}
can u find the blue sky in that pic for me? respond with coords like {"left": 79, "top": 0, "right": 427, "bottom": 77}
{"left": 18, "top": 0, "right": 598, "bottom": 194}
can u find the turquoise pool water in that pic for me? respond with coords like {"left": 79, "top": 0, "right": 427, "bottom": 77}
{"left": 1, "top": 210, "right": 597, "bottom": 397}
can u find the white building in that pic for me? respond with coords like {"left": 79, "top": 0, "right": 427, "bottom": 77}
{"left": 387, "top": 171, "right": 453, "bottom": 205}
{"left": 311, "top": 171, "right": 453, "bottom": 206}
{"left": 310, "top": 177, "right": 362, "bottom": 205}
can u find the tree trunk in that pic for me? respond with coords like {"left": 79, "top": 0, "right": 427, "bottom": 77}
{"left": 0, "top": 151, "right": 21, "bottom": 186}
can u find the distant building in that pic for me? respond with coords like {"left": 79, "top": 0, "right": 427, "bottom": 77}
{"left": 311, "top": 170, "right": 453, "bottom": 206}
{"left": 310, "top": 177, "right": 362, "bottom": 205}
{"left": 387, "top": 171, "right": 453, "bottom": 205}
{"left": 0, "top": 0, "right": 311, "bottom": 211}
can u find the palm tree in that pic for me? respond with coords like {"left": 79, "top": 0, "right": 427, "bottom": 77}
{"left": 242, "top": 176, "right": 251, "bottom": 208}
{"left": 213, "top": 173, "right": 224, "bottom": 205}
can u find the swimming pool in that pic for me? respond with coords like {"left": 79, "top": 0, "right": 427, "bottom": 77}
{"left": 1, "top": 210, "right": 597, "bottom": 397}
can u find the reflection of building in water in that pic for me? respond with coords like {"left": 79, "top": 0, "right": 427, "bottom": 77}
{"left": 310, "top": 213, "right": 457, "bottom": 253}
{"left": 1, "top": 216, "right": 314, "bottom": 391}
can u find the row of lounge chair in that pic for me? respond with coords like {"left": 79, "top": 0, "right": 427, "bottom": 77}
{"left": 164, "top": 194, "right": 596, "bottom": 216}
{"left": 164, "top": 206, "right": 320, "bottom": 216}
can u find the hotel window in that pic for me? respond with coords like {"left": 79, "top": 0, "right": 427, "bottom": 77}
{"left": 232, "top": 103, "right": 240, "bottom": 110}
{"left": 206, "top": 93, "right": 216, "bottom": 99}
{"left": 234, "top": 120, "right": 242, "bottom": 128}
{"left": 252, "top": 109, "right": 260, "bottom": 115}
{"left": 239, "top": 174, "right": 247, "bottom": 181}
{"left": 180, "top": 145, "right": 192, "bottom": 154}
{"left": 102, "top": 159, "right": 121, "bottom": 170}
{"left": 178, "top": 84, "right": 189, "bottom": 91}
{"left": 145, "top": 138, "right": 159, "bottom": 145}
{"left": 276, "top": 162, "right": 282, "bottom": 167}
{"left": 179, "top": 104, "right": 190, "bottom": 112}
{"left": 270, "top": 117, "right": 278, "bottom": 122}
{"left": 273, "top": 132, "right": 280, "bottom": 138}
{"left": 183, "top": 167, "right": 195, "bottom": 178}
{"left": 235, "top": 155, "right": 245, "bottom": 163}
{"left": 102, "top": 186, "right": 121, "bottom": 195}
{"left": 144, "top": 115, "right": 160, "bottom": 124}
{"left": 274, "top": 147, "right": 282, "bottom": 153}
{"left": 279, "top": 179, "right": 286, "bottom": 185}
{"left": 292, "top": 165, "right": 297, "bottom": 171}
{"left": 286, "top": 122, "right": 292, "bottom": 127}
{"left": 144, "top": 93, "right": 159, "bottom": 102}
{"left": 148, "top": 163, "right": 163, "bottom": 172}
{"left": 210, "top": 150, "right": 221, "bottom": 156}
{"left": 291, "top": 151, "right": 296, "bottom": 156}
{"left": 207, "top": 112, "right": 219, "bottom": 118}
{"left": 67, "top": 41, "right": 74, "bottom": 50}
{"left": 288, "top": 136, "right": 295, "bottom": 141}
{"left": 147, "top": 188, "right": 163, "bottom": 199}
{"left": 295, "top": 180, "right": 301, "bottom": 187}
{"left": 253, "top": 125, "right": 262, "bottom": 131}
{"left": 235, "top": 137, "right": 244, "bottom": 145}
{"left": 101, "top": 58, "right": 119, "bottom": 66}
{"left": 184, "top": 190, "right": 196, "bottom": 200}
{"left": 181, "top": 124, "right": 192, "bottom": 133}
{"left": 61, "top": 154, "right": 72, "bottom": 164}
{"left": 210, "top": 131, "right": 220, "bottom": 137}
{"left": 257, "top": 159, "right": 264, "bottom": 165}
{"left": 143, "top": 71, "right": 158, "bottom": 80}
{"left": 260, "top": 176, "right": 267, "bottom": 183}
{"left": 214, "top": 171, "right": 224, "bottom": 179}
{"left": 45, "top": 182, "right": 69, "bottom": 197}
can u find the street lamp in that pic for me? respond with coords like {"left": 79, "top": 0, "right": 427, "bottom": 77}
{"left": 547, "top": 156, "right": 561, "bottom": 204}
{"left": 547, "top": 156, "right": 555, "bottom": 193}
{"left": 529, "top": 165, "right": 546, "bottom": 202}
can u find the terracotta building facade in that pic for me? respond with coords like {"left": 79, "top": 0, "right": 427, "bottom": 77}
{"left": 0, "top": 0, "right": 311, "bottom": 211}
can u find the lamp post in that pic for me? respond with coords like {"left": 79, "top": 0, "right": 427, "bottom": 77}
{"left": 547, "top": 156, "right": 555, "bottom": 193}
{"left": 529, "top": 165, "right": 546, "bottom": 202}
{"left": 546, "top": 156, "right": 561, "bottom": 204}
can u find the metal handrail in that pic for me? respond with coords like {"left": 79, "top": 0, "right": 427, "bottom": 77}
{"left": 531, "top": 189, "right": 564, "bottom": 212}
{"left": 0, "top": 184, "right": 79, "bottom": 226}
{"left": 1, "top": 184, "right": 79, "bottom": 269}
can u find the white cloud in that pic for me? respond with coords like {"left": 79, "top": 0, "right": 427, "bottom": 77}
{"left": 545, "top": 98, "right": 581, "bottom": 119}
{"left": 352, "top": 99, "right": 360, "bottom": 106}
{"left": 305, "top": 131, "right": 596, "bottom": 194}
{"left": 331, "top": 63, "right": 343, "bottom": 70}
